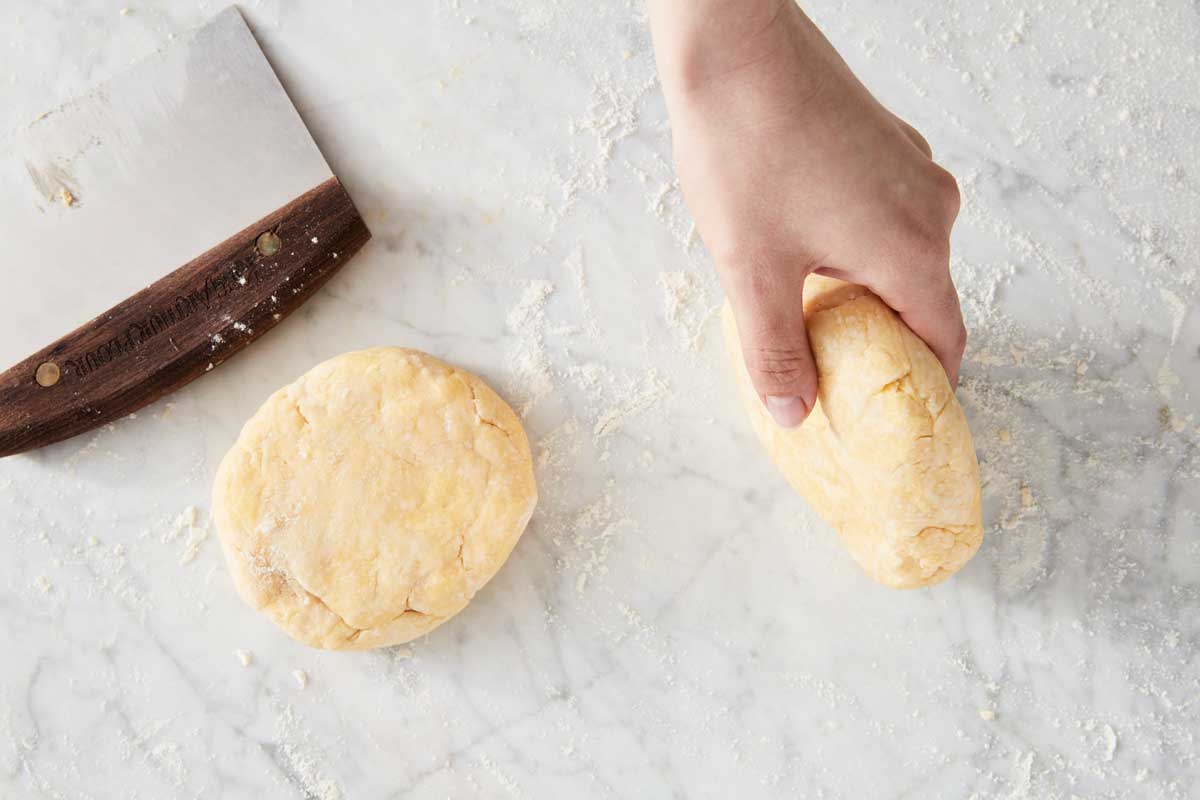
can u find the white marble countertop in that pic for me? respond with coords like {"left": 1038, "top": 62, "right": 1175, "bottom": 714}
{"left": 1, "top": 2, "right": 1197, "bottom": 798}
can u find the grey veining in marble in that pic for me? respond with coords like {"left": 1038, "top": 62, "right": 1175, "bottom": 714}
{"left": 1, "top": 2, "right": 1197, "bottom": 798}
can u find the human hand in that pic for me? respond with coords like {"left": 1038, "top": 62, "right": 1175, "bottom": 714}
{"left": 649, "top": 0, "right": 965, "bottom": 427}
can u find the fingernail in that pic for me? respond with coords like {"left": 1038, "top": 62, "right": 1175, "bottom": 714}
{"left": 765, "top": 395, "right": 808, "bottom": 428}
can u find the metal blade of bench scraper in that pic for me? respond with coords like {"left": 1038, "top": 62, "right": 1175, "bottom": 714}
{"left": 0, "top": 6, "right": 333, "bottom": 372}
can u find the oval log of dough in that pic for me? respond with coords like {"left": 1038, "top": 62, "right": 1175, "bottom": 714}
{"left": 722, "top": 277, "right": 983, "bottom": 588}
{"left": 212, "top": 348, "right": 537, "bottom": 649}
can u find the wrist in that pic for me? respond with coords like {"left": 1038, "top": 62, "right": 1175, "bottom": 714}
{"left": 649, "top": 0, "right": 797, "bottom": 96}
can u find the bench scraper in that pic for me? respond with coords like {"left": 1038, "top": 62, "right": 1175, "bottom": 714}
{"left": 0, "top": 6, "right": 370, "bottom": 458}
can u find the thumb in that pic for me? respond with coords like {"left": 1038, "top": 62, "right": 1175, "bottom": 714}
{"left": 724, "top": 267, "right": 818, "bottom": 428}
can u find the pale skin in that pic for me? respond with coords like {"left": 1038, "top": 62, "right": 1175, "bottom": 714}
{"left": 648, "top": 0, "right": 965, "bottom": 427}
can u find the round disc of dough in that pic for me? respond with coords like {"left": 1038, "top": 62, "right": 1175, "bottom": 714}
{"left": 212, "top": 347, "right": 537, "bottom": 650}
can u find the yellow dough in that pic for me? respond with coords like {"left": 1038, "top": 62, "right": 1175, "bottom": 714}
{"left": 722, "top": 277, "right": 983, "bottom": 588}
{"left": 212, "top": 348, "right": 537, "bottom": 650}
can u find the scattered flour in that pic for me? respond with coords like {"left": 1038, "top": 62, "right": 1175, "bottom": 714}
{"left": 562, "top": 72, "right": 656, "bottom": 206}
{"left": 272, "top": 702, "right": 344, "bottom": 800}
{"left": 506, "top": 279, "right": 557, "bottom": 416}
{"left": 658, "top": 269, "right": 719, "bottom": 351}
{"left": 1009, "top": 751, "right": 1034, "bottom": 798}
{"left": 592, "top": 371, "right": 669, "bottom": 443}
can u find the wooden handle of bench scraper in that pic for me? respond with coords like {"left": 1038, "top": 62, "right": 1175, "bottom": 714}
{"left": 0, "top": 176, "right": 370, "bottom": 458}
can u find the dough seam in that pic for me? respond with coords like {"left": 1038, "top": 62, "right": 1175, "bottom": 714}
{"left": 286, "top": 569, "right": 369, "bottom": 640}
{"left": 458, "top": 374, "right": 513, "bottom": 440}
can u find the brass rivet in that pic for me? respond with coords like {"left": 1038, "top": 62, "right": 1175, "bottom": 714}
{"left": 35, "top": 361, "right": 60, "bottom": 387}
{"left": 256, "top": 231, "right": 282, "bottom": 257}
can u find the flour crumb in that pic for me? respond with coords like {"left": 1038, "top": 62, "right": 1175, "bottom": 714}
{"left": 179, "top": 524, "right": 210, "bottom": 565}
{"left": 1019, "top": 485, "right": 1034, "bottom": 509}
{"left": 979, "top": 708, "right": 996, "bottom": 721}
{"left": 163, "top": 506, "right": 210, "bottom": 564}
{"left": 234, "top": 649, "right": 254, "bottom": 667}
{"left": 33, "top": 575, "right": 52, "bottom": 593}
{"left": 181, "top": 505, "right": 197, "bottom": 527}
{"left": 293, "top": 670, "right": 309, "bottom": 690}
{"left": 1101, "top": 724, "right": 1117, "bottom": 761}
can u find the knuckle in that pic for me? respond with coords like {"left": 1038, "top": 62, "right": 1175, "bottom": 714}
{"left": 889, "top": 168, "right": 958, "bottom": 267}
{"left": 913, "top": 132, "right": 933, "bottom": 156}
{"left": 930, "top": 164, "right": 961, "bottom": 216}
{"left": 954, "top": 322, "right": 969, "bottom": 353}
{"left": 898, "top": 119, "right": 932, "bottom": 156}
{"left": 710, "top": 235, "right": 770, "bottom": 275}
